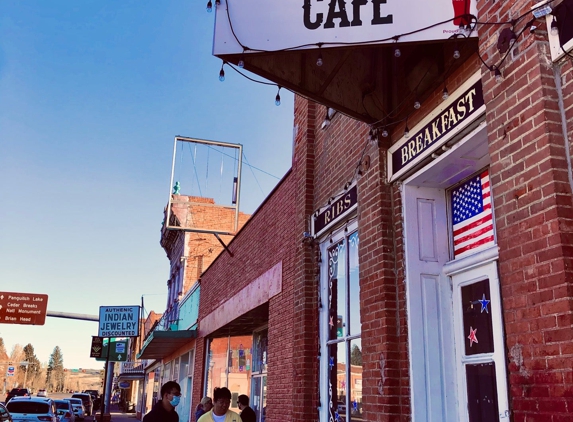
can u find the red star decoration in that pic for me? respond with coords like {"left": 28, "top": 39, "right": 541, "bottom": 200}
{"left": 329, "top": 316, "right": 334, "bottom": 328}
{"left": 468, "top": 327, "right": 478, "bottom": 347}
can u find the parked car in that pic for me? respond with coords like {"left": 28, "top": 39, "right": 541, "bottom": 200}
{"left": 37, "top": 390, "right": 48, "bottom": 397}
{"left": 70, "top": 394, "right": 92, "bottom": 417}
{"left": 0, "top": 403, "right": 13, "bottom": 422}
{"left": 81, "top": 390, "right": 98, "bottom": 400}
{"left": 6, "top": 397, "right": 58, "bottom": 422}
{"left": 5, "top": 389, "right": 31, "bottom": 403}
{"left": 54, "top": 400, "right": 75, "bottom": 422}
{"left": 64, "top": 399, "right": 85, "bottom": 421}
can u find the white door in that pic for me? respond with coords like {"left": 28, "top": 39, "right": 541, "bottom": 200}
{"left": 403, "top": 185, "right": 458, "bottom": 422}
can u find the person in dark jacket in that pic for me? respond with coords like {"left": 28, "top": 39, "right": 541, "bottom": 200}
{"left": 142, "top": 381, "right": 181, "bottom": 422}
{"left": 237, "top": 395, "right": 256, "bottom": 422}
{"left": 195, "top": 396, "right": 213, "bottom": 422}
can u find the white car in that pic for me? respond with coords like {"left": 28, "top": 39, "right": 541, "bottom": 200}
{"left": 64, "top": 399, "right": 85, "bottom": 421}
{"left": 37, "top": 390, "right": 48, "bottom": 397}
{"left": 6, "top": 397, "right": 58, "bottom": 422}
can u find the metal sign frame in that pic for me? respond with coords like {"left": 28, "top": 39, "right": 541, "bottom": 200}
{"left": 165, "top": 136, "right": 243, "bottom": 236}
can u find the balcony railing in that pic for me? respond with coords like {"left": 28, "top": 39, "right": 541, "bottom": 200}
{"left": 119, "top": 360, "right": 147, "bottom": 374}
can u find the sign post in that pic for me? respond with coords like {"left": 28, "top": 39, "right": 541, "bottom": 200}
{"left": 0, "top": 292, "right": 48, "bottom": 326}
{"left": 97, "top": 306, "right": 140, "bottom": 422}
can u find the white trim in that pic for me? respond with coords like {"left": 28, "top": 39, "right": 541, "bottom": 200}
{"left": 443, "top": 246, "right": 499, "bottom": 276}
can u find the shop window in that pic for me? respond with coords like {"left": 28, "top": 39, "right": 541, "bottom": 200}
{"left": 205, "top": 335, "right": 253, "bottom": 414}
{"left": 320, "top": 223, "right": 362, "bottom": 422}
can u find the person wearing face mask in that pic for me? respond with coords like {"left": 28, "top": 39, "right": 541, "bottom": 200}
{"left": 197, "top": 387, "right": 240, "bottom": 422}
{"left": 142, "top": 381, "right": 181, "bottom": 422}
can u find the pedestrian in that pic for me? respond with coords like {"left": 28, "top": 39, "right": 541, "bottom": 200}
{"left": 195, "top": 396, "right": 213, "bottom": 421}
{"left": 142, "top": 381, "right": 181, "bottom": 422}
{"left": 237, "top": 395, "right": 256, "bottom": 422}
{"left": 197, "top": 387, "right": 240, "bottom": 422}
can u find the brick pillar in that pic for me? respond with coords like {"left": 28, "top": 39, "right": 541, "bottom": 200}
{"left": 357, "top": 138, "right": 409, "bottom": 421}
{"left": 291, "top": 96, "right": 319, "bottom": 422}
{"left": 477, "top": 1, "right": 573, "bottom": 419}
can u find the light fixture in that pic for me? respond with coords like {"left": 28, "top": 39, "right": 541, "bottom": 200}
{"left": 453, "top": 48, "right": 461, "bottom": 59}
{"left": 494, "top": 67, "right": 503, "bottom": 83}
{"left": 238, "top": 50, "right": 245, "bottom": 68}
{"left": 206, "top": 0, "right": 212, "bottom": 12}
{"left": 381, "top": 128, "right": 389, "bottom": 138}
{"left": 219, "top": 63, "right": 225, "bottom": 81}
{"left": 442, "top": 86, "right": 449, "bottom": 100}
{"left": 551, "top": 16, "right": 558, "bottom": 36}
{"left": 404, "top": 125, "right": 410, "bottom": 138}
{"left": 414, "top": 99, "right": 421, "bottom": 109}
{"left": 275, "top": 86, "right": 281, "bottom": 106}
{"left": 322, "top": 114, "right": 331, "bottom": 129}
{"left": 394, "top": 48, "right": 401, "bottom": 58}
{"left": 215, "top": 0, "right": 221, "bottom": 5}
{"left": 317, "top": 51, "right": 323, "bottom": 67}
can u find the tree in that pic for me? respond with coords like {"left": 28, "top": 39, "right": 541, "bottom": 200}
{"left": 0, "top": 337, "right": 8, "bottom": 361}
{"left": 10, "top": 344, "right": 25, "bottom": 387}
{"left": 47, "top": 346, "right": 65, "bottom": 392}
{"left": 350, "top": 344, "right": 362, "bottom": 366}
{"left": 22, "top": 344, "right": 41, "bottom": 389}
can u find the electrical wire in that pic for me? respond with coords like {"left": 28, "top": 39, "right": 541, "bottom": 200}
{"left": 242, "top": 152, "right": 266, "bottom": 196}
{"left": 205, "top": 144, "right": 281, "bottom": 179}
{"left": 187, "top": 142, "right": 203, "bottom": 197}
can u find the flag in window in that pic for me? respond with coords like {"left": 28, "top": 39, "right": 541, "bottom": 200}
{"left": 451, "top": 170, "right": 494, "bottom": 258}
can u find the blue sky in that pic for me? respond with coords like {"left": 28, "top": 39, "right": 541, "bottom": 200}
{"left": 0, "top": 0, "right": 294, "bottom": 370}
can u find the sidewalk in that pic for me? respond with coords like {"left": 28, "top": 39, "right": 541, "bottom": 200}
{"left": 93, "top": 404, "right": 139, "bottom": 422}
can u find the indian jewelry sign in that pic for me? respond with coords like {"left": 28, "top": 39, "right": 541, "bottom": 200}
{"left": 388, "top": 72, "right": 485, "bottom": 181}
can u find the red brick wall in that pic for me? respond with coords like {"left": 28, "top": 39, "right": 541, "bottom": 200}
{"left": 191, "top": 170, "right": 298, "bottom": 422}
{"left": 476, "top": 1, "right": 573, "bottom": 420}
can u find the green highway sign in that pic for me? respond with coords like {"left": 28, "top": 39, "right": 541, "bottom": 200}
{"left": 96, "top": 338, "right": 129, "bottom": 362}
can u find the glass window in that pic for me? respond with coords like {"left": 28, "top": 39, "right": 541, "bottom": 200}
{"left": 321, "top": 224, "right": 362, "bottom": 422}
{"left": 179, "top": 352, "right": 189, "bottom": 381}
{"left": 252, "top": 329, "right": 268, "bottom": 374}
{"left": 205, "top": 335, "right": 253, "bottom": 414}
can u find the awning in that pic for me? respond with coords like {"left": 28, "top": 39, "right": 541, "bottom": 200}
{"left": 117, "top": 373, "right": 145, "bottom": 382}
{"left": 137, "top": 330, "right": 197, "bottom": 360}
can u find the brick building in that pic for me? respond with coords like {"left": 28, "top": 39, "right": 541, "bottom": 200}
{"left": 139, "top": 0, "right": 573, "bottom": 421}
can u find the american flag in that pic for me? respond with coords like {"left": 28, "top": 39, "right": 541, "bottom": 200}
{"left": 451, "top": 170, "right": 494, "bottom": 257}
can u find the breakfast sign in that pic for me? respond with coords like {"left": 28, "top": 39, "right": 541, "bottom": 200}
{"left": 213, "top": 0, "right": 477, "bottom": 55}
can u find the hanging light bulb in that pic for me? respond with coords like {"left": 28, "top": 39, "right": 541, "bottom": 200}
{"left": 414, "top": 100, "right": 421, "bottom": 110}
{"left": 453, "top": 49, "right": 460, "bottom": 59}
{"left": 275, "top": 86, "right": 281, "bottom": 106}
{"left": 219, "top": 63, "right": 225, "bottom": 81}
{"left": 317, "top": 51, "right": 323, "bottom": 67}
{"left": 404, "top": 125, "right": 410, "bottom": 138}
{"left": 551, "top": 16, "right": 558, "bottom": 36}
{"left": 442, "top": 86, "right": 449, "bottom": 100}
{"left": 238, "top": 50, "right": 245, "bottom": 68}
{"left": 381, "top": 128, "right": 389, "bottom": 138}
{"left": 394, "top": 48, "right": 401, "bottom": 58}
{"left": 215, "top": 0, "right": 221, "bottom": 5}
{"left": 494, "top": 67, "right": 503, "bottom": 83}
{"left": 206, "top": 0, "right": 213, "bottom": 12}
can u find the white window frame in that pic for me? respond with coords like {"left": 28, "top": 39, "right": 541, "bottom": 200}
{"left": 318, "top": 219, "right": 360, "bottom": 422}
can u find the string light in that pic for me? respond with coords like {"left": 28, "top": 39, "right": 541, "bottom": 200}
{"left": 275, "top": 86, "right": 281, "bottom": 106}
{"left": 394, "top": 48, "right": 401, "bottom": 58}
{"left": 238, "top": 50, "right": 245, "bottom": 68}
{"left": 215, "top": 0, "right": 221, "bottom": 5}
{"left": 404, "top": 124, "right": 410, "bottom": 138}
{"left": 442, "top": 86, "right": 449, "bottom": 100}
{"left": 206, "top": 0, "right": 212, "bottom": 12}
{"left": 219, "top": 63, "right": 226, "bottom": 81}
{"left": 493, "top": 66, "right": 503, "bottom": 83}
{"left": 317, "top": 44, "right": 323, "bottom": 66}
{"left": 381, "top": 128, "right": 389, "bottom": 138}
{"left": 453, "top": 48, "right": 460, "bottom": 59}
{"left": 550, "top": 16, "right": 558, "bottom": 36}
{"left": 414, "top": 99, "right": 421, "bottom": 109}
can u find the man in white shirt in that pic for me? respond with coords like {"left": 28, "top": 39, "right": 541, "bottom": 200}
{"left": 197, "top": 387, "right": 240, "bottom": 422}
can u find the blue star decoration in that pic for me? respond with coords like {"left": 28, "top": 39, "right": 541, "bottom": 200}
{"left": 478, "top": 293, "right": 490, "bottom": 313}
{"left": 329, "top": 356, "right": 334, "bottom": 370}
{"left": 353, "top": 400, "right": 358, "bottom": 411}
{"left": 334, "top": 411, "right": 340, "bottom": 422}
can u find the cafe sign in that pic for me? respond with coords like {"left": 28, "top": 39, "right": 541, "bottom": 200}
{"left": 388, "top": 71, "right": 485, "bottom": 181}
{"left": 213, "top": 0, "right": 477, "bottom": 56}
{"left": 312, "top": 184, "right": 357, "bottom": 237}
